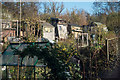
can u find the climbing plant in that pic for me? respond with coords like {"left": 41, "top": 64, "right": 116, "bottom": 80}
{"left": 55, "top": 38, "right": 83, "bottom": 79}
{"left": 12, "top": 37, "right": 85, "bottom": 80}
{"left": 12, "top": 43, "right": 70, "bottom": 80}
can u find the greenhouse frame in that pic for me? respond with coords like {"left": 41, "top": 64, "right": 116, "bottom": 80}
{"left": 0, "top": 42, "right": 52, "bottom": 79}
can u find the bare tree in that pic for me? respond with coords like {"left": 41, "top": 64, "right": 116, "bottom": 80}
{"left": 61, "top": 8, "right": 88, "bottom": 26}
{"left": 40, "top": 2, "right": 64, "bottom": 20}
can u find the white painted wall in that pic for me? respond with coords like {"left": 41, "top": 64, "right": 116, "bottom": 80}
{"left": 57, "top": 24, "right": 68, "bottom": 39}
{"left": 43, "top": 27, "right": 55, "bottom": 41}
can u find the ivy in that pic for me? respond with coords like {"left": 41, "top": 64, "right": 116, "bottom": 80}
{"left": 12, "top": 43, "right": 70, "bottom": 80}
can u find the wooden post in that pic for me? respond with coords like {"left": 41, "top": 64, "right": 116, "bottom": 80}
{"left": 17, "top": 20, "right": 18, "bottom": 37}
{"left": 17, "top": 56, "right": 20, "bottom": 80}
{"left": 77, "top": 33, "right": 79, "bottom": 49}
{"left": 6, "top": 66, "right": 7, "bottom": 79}
{"left": 77, "top": 33, "right": 79, "bottom": 46}
{"left": 115, "top": 38, "right": 119, "bottom": 65}
{"left": 77, "top": 40, "right": 78, "bottom": 50}
{"left": 95, "top": 54, "right": 98, "bottom": 79}
{"left": 105, "top": 39, "right": 109, "bottom": 72}
{"left": 118, "top": 37, "right": 120, "bottom": 61}
{"left": 89, "top": 53, "right": 92, "bottom": 80}
{"left": 34, "top": 66, "right": 35, "bottom": 80}
{"left": 82, "top": 33, "right": 84, "bottom": 47}
{"left": 83, "top": 61, "right": 85, "bottom": 80}
{"left": 116, "top": 38, "right": 118, "bottom": 55}
{"left": 20, "top": 0, "right": 21, "bottom": 37}
{"left": 106, "top": 39, "right": 109, "bottom": 61}
{"left": 87, "top": 33, "right": 88, "bottom": 46}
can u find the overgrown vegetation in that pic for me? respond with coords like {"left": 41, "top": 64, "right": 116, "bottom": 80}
{"left": 1, "top": 1, "right": 120, "bottom": 80}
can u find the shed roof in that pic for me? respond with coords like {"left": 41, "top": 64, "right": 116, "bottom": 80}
{"left": 88, "top": 22, "right": 106, "bottom": 27}
{"left": 1, "top": 19, "right": 18, "bottom": 23}
{"left": 51, "top": 17, "right": 66, "bottom": 21}
{"left": 68, "top": 24, "right": 81, "bottom": 27}
{"left": 42, "top": 22, "right": 54, "bottom": 27}
{"left": 94, "top": 22, "right": 102, "bottom": 26}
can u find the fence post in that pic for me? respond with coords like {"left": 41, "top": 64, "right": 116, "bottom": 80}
{"left": 82, "top": 33, "right": 84, "bottom": 47}
{"left": 106, "top": 39, "right": 109, "bottom": 61}
{"left": 83, "top": 61, "right": 85, "bottom": 80}
{"left": 34, "top": 66, "right": 35, "bottom": 80}
{"left": 118, "top": 37, "right": 120, "bottom": 60}
{"left": 105, "top": 39, "right": 110, "bottom": 73}
{"left": 89, "top": 53, "right": 92, "bottom": 80}
{"left": 6, "top": 66, "right": 7, "bottom": 79}
{"left": 116, "top": 38, "right": 118, "bottom": 56}
{"left": 17, "top": 56, "right": 20, "bottom": 80}
{"left": 87, "top": 33, "right": 88, "bottom": 46}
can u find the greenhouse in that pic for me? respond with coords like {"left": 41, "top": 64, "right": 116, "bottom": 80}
{"left": 0, "top": 42, "right": 52, "bottom": 79}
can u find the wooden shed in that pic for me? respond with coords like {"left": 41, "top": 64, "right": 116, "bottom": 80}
{"left": 42, "top": 22, "right": 55, "bottom": 41}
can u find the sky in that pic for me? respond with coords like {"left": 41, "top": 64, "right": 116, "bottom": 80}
{"left": 63, "top": 2, "right": 94, "bottom": 15}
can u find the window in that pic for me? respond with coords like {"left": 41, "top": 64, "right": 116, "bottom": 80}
{"left": 59, "top": 26, "right": 62, "bottom": 30}
{"left": 50, "top": 28, "right": 52, "bottom": 32}
{"left": 44, "top": 28, "right": 52, "bottom": 32}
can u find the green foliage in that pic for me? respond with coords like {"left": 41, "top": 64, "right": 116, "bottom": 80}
{"left": 9, "top": 37, "right": 119, "bottom": 79}
{"left": 2, "top": 41, "right": 9, "bottom": 51}
{"left": 106, "top": 12, "right": 119, "bottom": 33}
{"left": 105, "top": 31, "right": 116, "bottom": 39}
{"left": 13, "top": 43, "right": 69, "bottom": 80}
{"left": 12, "top": 37, "right": 85, "bottom": 79}
{"left": 92, "top": 2, "right": 119, "bottom": 34}
{"left": 55, "top": 39, "right": 84, "bottom": 79}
